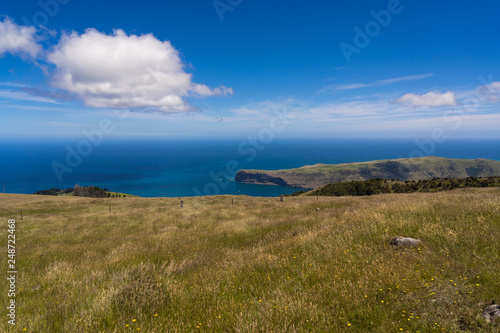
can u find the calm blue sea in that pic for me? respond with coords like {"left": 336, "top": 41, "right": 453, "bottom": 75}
{"left": 1, "top": 138, "right": 499, "bottom": 197}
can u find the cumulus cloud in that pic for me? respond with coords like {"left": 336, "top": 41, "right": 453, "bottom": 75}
{"left": 47, "top": 29, "right": 232, "bottom": 112}
{"left": 397, "top": 91, "right": 458, "bottom": 106}
{"left": 0, "top": 17, "right": 41, "bottom": 58}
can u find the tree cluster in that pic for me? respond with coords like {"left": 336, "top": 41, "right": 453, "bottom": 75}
{"left": 33, "top": 185, "right": 128, "bottom": 198}
{"left": 390, "top": 176, "right": 500, "bottom": 194}
{"left": 34, "top": 188, "right": 73, "bottom": 196}
{"left": 312, "top": 178, "right": 391, "bottom": 197}
{"left": 73, "top": 185, "right": 108, "bottom": 198}
{"left": 301, "top": 176, "right": 500, "bottom": 197}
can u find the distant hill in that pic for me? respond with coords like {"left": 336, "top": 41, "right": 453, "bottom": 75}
{"left": 235, "top": 156, "right": 500, "bottom": 189}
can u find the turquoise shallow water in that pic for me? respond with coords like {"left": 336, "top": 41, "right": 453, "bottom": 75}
{"left": 0, "top": 138, "right": 499, "bottom": 197}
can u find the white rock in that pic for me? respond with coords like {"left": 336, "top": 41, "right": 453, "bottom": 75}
{"left": 483, "top": 302, "right": 500, "bottom": 323}
{"left": 389, "top": 236, "right": 422, "bottom": 248}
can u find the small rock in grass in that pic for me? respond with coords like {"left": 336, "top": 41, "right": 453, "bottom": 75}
{"left": 389, "top": 236, "right": 422, "bottom": 248}
{"left": 316, "top": 207, "right": 320, "bottom": 211}
{"left": 483, "top": 301, "right": 500, "bottom": 323}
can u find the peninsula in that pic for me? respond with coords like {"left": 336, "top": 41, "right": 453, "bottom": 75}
{"left": 235, "top": 156, "right": 500, "bottom": 189}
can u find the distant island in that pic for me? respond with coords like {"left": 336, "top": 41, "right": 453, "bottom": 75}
{"left": 235, "top": 156, "right": 500, "bottom": 190}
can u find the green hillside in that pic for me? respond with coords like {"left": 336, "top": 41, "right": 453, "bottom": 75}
{"left": 235, "top": 156, "right": 500, "bottom": 189}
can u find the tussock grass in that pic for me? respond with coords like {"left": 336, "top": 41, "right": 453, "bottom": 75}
{"left": 1, "top": 189, "right": 499, "bottom": 332}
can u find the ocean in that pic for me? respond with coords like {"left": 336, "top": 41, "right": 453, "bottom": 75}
{"left": 1, "top": 138, "right": 499, "bottom": 197}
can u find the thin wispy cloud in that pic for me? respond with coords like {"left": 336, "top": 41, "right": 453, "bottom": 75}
{"left": 39, "top": 121, "right": 86, "bottom": 128}
{"left": 0, "top": 82, "right": 26, "bottom": 88}
{"left": 1, "top": 104, "right": 71, "bottom": 112}
{"left": 230, "top": 90, "right": 496, "bottom": 131}
{"left": 318, "top": 73, "right": 434, "bottom": 93}
{"left": 229, "top": 98, "right": 303, "bottom": 121}
{"left": 333, "top": 83, "right": 369, "bottom": 91}
{"left": 377, "top": 73, "right": 434, "bottom": 85}
{"left": 0, "top": 90, "right": 61, "bottom": 104}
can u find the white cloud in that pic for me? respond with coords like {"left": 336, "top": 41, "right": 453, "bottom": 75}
{"left": 397, "top": 91, "right": 458, "bottom": 106}
{"left": 47, "top": 29, "right": 232, "bottom": 113}
{"left": 0, "top": 17, "right": 40, "bottom": 58}
{"left": 486, "top": 82, "right": 500, "bottom": 90}
{"left": 484, "top": 82, "right": 500, "bottom": 103}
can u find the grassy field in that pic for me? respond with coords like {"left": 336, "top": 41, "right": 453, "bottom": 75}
{"left": 1, "top": 189, "right": 499, "bottom": 332}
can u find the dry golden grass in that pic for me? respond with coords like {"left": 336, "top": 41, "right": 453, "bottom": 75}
{"left": 1, "top": 189, "right": 499, "bottom": 332}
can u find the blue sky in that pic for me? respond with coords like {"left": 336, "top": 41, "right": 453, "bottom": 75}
{"left": 1, "top": 0, "right": 500, "bottom": 139}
